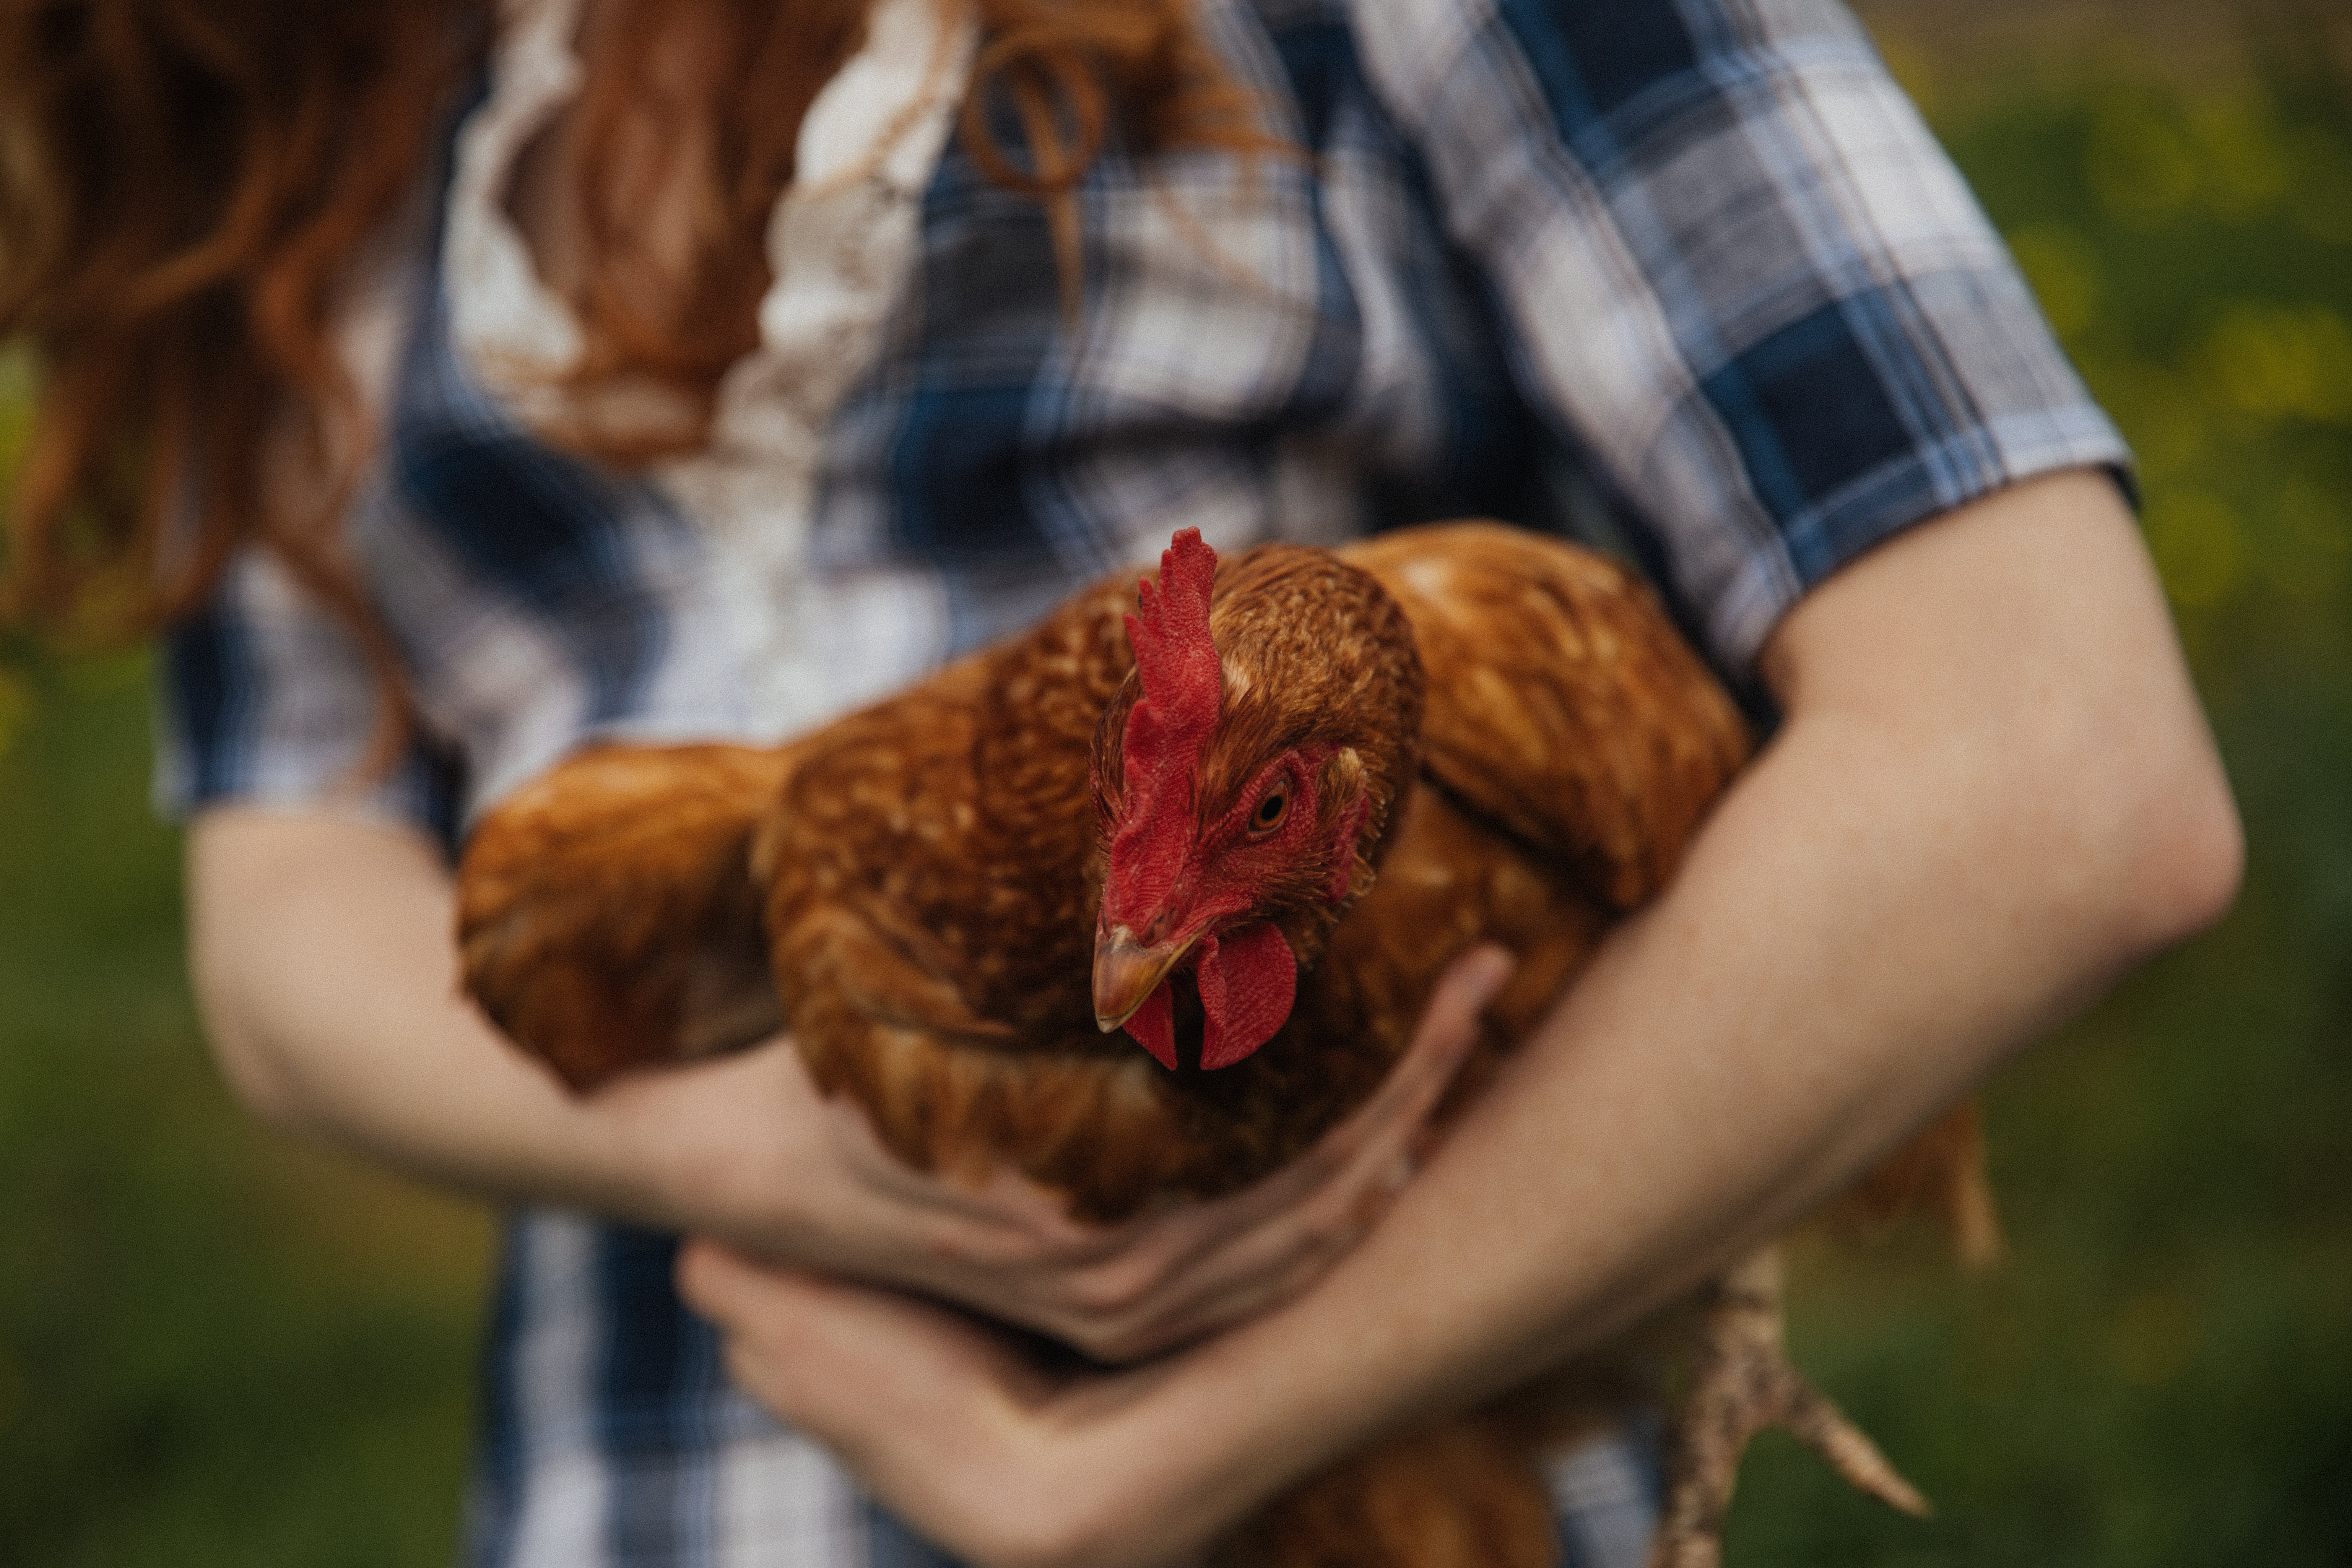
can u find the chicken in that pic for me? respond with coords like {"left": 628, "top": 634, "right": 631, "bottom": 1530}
{"left": 458, "top": 521, "right": 1991, "bottom": 1568}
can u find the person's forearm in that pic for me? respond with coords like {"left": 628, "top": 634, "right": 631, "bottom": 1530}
{"left": 1035, "top": 473, "right": 2243, "bottom": 1553}
{"left": 189, "top": 809, "right": 881, "bottom": 1242}
{"left": 188, "top": 807, "right": 693, "bottom": 1217}
{"left": 188, "top": 804, "right": 1487, "bottom": 1359}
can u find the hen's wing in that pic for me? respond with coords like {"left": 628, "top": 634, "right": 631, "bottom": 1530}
{"left": 458, "top": 743, "right": 793, "bottom": 1089}
{"left": 1348, "top": 523, "right": 1997, "bottom": 1263}
{"left": 1342, "top": 523, "right": 1751, "bottom": 909}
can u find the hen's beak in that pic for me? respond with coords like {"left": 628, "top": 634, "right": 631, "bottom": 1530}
{"left": 1093, "top": 925, "right": 1193, "bottom": 1032}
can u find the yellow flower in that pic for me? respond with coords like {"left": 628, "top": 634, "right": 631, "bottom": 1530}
{"left": 2206, "top": 302, "right": 2352, "bottom": 427}
{"left": 2088, "top": 92, "right": 2198, "bottom": 227}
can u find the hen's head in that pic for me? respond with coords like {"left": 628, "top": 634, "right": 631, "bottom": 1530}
{"left": 1089, "top": 529, "right": 1422, "bottom": 1071}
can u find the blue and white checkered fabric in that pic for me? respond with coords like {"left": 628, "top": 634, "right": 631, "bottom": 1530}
{"left": 463, "top": 1216, "right": 1671, "bottom": 1568}
{"left": 154, "top": 0, "right": 2125, "bottom": 1563}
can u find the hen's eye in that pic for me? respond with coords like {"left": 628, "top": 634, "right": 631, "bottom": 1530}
{"left": 1250, "top": 786, "right": 1289, "bottom": 834}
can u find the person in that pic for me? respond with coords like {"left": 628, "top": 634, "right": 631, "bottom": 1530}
{"left": 0, "top": 0, "right": 2240, "bottom": 1565}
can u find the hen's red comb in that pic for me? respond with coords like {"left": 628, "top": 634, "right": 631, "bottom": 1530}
{"left": 1115, "top": 529, "right": 1221, "bottom": 847}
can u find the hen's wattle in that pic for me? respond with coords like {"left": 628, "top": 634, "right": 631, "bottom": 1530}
{"left": 457, "top": 520, "right": 1989, "bottom": 1568}
{"left": 1092, "top": 529, "right": 1396, "bottom": 1071}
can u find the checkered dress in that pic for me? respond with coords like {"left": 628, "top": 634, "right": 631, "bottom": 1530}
{"left": 156, "top": 0, "right": 2126, "bottom": 1563}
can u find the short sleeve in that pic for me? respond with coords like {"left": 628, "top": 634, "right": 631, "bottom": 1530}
{"left": 153, "top": 547, "right": 463, "bottom": 842}
{"left": 149, "top": 167, "right": 465, "bottom": 841}
{"left": 1349, "top": 0, "right": 2131, "bottom": 672}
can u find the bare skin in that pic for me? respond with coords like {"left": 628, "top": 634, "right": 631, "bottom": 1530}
{"left": 672, "top": 470, "right": 2243, "bottom": 1568}
{"left": 189, "top": 809, "right": 1499, "bottom": 1362}
{"left": 192, "top": 0, "right": 1512, "bottom": 1373}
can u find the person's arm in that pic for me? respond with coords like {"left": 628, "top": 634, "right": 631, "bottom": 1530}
{"left": 186, "top": 799, "right": 1496, "bottom": 1361}
{"left": 678, "top": 470, "right": 2243, "bottom": 1568}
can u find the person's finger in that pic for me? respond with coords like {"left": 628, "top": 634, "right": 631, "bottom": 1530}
{"left": 676, "top": 1235, "right": 784, "bottom": 1325}
{"left": 681, "top": 1240, "right": 1055, "bottom": 1444}
{"left": 684, "top": 1248, "right": 1189, "bottom": 1568}
{"left": 1376, "top": 943, "right": 1512, "bottom": 1112}
{"left": 766, "top": 946, "right": 1520, "bottom": 1359}
{"left": 1043, "top": 946, "right": 1520, "bottom": 1351}
{"left": 1084, "top": 1211, "right": 1366, "bottom": 1358}
{"left": 1193, "top": 941, "right": 1508, "bottom": 1239}
{"left": 1311, "top": 942, "right": 1511, "bottom": 1184}
{"left": 1256, "top": 942, "right": 1511, "bottom": 1201}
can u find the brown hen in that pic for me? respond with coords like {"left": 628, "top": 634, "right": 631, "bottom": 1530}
{"left": 458, "top": 521, "right": 1991, "bottom": 1568}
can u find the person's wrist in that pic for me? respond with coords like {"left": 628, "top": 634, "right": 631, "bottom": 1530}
{"left": 571, "top": 1053, "right": 753, "bottom": 1237}
{"left": 611, "top": 1040, "right": 872, "bottom": 1271}
{"left": 1069, "top": 1357, "right": 1305, "bottom": 1568}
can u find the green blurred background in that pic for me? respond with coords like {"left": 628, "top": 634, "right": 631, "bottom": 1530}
{"left": 3, "top": 2, "right": 2347, "bottom": 1563}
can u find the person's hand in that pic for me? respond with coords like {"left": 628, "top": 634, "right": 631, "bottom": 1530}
{"left": 648, "top": 943, "right": 1510, "bottom": 1363}
{"left": 678, "top": 1248, "right": 1219, "bottom": 1568}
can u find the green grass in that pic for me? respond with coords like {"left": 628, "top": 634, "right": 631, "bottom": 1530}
{"left": 1725, "top": 15, "right": 2352, "bottom": 1563}
{"left": 0, "top": 653, "right": 492, "bottom": 1568}
{"left": 3, "top": 15, "right": 2349, "bottom": 1566}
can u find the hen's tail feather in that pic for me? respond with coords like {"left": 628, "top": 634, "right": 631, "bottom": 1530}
{"left": 1832, "top": 1099, "right": 2007, "bottom": 1267}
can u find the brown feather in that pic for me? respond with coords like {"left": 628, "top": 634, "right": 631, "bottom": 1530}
{"left": 458, "top": 742, "right": 792, "bottom": 1088}
{"left": 455, "top": 521, "right": 1996, "bottom": 1566}
{"left": 1343, "top": 523, "right": 1749, "bottom": 909}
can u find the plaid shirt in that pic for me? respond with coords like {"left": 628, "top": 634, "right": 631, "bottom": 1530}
{"left": 157, "top": 0, "right": 2126, "bottom": 1563}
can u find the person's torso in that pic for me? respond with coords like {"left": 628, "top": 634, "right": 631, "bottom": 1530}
{"left": 354, "top": 0, "right": 1596, "bottom": 822}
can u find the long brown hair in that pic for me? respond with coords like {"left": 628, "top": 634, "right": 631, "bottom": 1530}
{"left": 0, "top": 0, "right": 1275, "bottom": 760}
